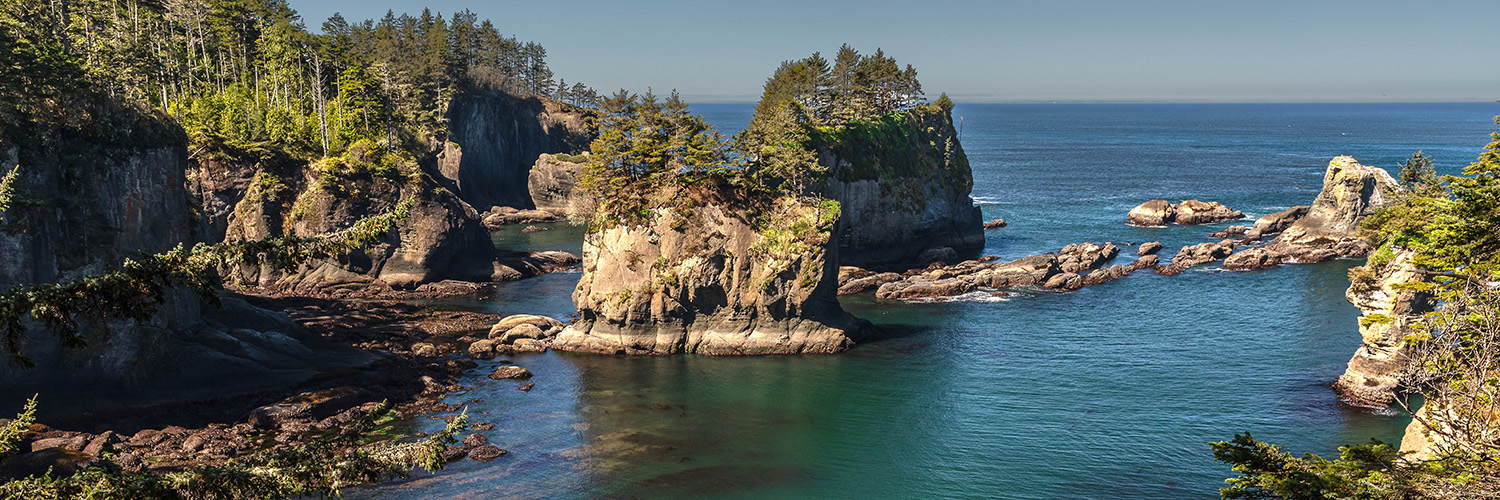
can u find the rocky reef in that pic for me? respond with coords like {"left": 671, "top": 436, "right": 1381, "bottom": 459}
{"left": 1331, "top": 250, "right": 1432, "bottom": 408}
{"left": 435, "top": 92, "right": 595, "bottom": 211}
{"left": 1264, "top": 156, "right": 1399, "bottom": 262}
{"left": 855, "top": 241, "right": 1162, "bottom": 299}
{"left": 817, "top": 106, "right": 984, "bottom": 269}
{"left": 1127, "top": 199, "right": 1244, "bottom": 226}
{"left": 553, "top": 190, "right": 865, "bottom": 355}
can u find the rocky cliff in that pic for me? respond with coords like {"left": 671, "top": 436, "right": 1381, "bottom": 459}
{"left": 552, "top": 190, "right": 865, "bottom": 355}
{"left": 1265, "top": 156, "right": 1399, "bottom": 262}
{"left": 816, "top": 106, "right": 983, "bottom": 269}
{"left": 1332, "top": 249, "right": 1432, "bottom": 408}
{"left": 200, "top": 152, "right": 507, "bottom": 292}
{"left": 527, "top": 153, "right": 587, "bottom": 217}
{"left": 0, "top": 129, "right": 376, "bottom": 417}
{"left": 436, "top": 92, "right": 595, "bottom": 211}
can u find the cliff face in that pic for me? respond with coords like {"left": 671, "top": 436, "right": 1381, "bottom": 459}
{"left": 0, "top": 135, "right": 374, "bottom": 416}
{"left": 1332, "top": 250, "right": 1432, "bottom": 408}
{"left": 1266, "top": 156, "right": 1399, "bottom": 262}
{"left": 527, "top": 153, "right": 586, "bottom": 216}
{"left": 202, "top": 156, "right": 504, "bottom": 291}
{"left": 816, "top": 107, "right": 983, "bottom": 269}
{"left": 552, "top": 193, "right": 865, "bottom": 355}
{"left": 436, "top": 92, "right": 595, "bottom": 211}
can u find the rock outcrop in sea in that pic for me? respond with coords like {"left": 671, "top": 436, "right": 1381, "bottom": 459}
{"left": 853, "top": 242, "right": 1164, "bottom": 299}
{"left": 1332, "top": 250, "right": 1432, "bottom": 408}
{"left": 817, "top": 107, "right": 984, "bottom": 269}
{"left": 1127, "top": 199, "right": 1244, "bottom": 226}
{"left": 552, "top": 189, "right": 866, "bottom": 355}
{"left": 1263, "top": 156, "right": 1399, "bottom": 262}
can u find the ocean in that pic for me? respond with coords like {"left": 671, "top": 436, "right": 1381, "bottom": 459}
{"left": 358, "top": 102, "right": 1500, "bottom": 499}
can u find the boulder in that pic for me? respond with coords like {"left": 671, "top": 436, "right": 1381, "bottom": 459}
{"left": 489, "top": 366, "right": 533, "bottom": 380}
{"left": 467, "top": 444, "right": 507, "bottom": 461}
{"left": 1174, "top": 200, "right": 1245, "bottom": 225}
{"left": 983, "top": 218, "right": 1007, "bottom": 230}
{"left": 511, "top": 338, "right": 548, "bottom": 353}
{"left": 490, "top": 323, "right": 546, "bottom": 343}
{"left": 838, "top": 272, "right": 903, "bottom": 295}
{"left": 1252, "top": 206, "right": 1311, "bottom": 236}
{"left": 490, "top": 314, "right": 564, "bottom": 335}
{"left": 1208, "top": 225, "right": 1247, "bottom": 239}
{"left": 1171, "top": 241, "right": 1236, "bottom": 268}
{"left": 1223, "top": 247, "right": 1283, "bottom": 271}
{"left": 1137, "top": 241, "right": 1163, "bottom": 255}
{"left": 1128, "top": 200, "right": 1176, "bottom": 226}
{"left": 247, "top": 387, "right": 365, "bottom": 430}
{"left": 468, "top": 339, "right": 498, "bottom": 359}
{"left": 1043, "top": 272, "right": 1083, "bottom": 291}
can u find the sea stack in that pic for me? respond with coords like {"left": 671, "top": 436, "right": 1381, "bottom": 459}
{"left": 1265, "top": 156, "right": 1400, "bottom": 262}
{"left": 552, "top": 188, "right": 866, "bottom": 355}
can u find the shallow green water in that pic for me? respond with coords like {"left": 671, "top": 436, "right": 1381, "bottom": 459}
{"left": 356, "top": 102, "right": 1500, "bottom": 499}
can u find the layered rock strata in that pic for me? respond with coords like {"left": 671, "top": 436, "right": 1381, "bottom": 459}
{"left": 553, "top": 194, "right": 865, "bottom": 355}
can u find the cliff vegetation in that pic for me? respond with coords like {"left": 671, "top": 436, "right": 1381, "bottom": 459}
{"left": 1213, "top": 117, "right": 1500, "bottom": 499}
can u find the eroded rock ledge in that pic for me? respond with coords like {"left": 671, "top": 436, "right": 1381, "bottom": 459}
{"left": 552, "top": 194, "right": 866, "bottom": 355}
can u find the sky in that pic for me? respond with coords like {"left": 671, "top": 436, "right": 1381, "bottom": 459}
{"left": 289, "top": 0, "right": 1499, "bottom": 103}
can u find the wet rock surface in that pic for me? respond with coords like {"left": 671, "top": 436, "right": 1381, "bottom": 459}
{"left": 1127, "top": 199, "right": 1244, "bottom": 226}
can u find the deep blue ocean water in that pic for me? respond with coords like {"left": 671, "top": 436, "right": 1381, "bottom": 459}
{"left": 360, "top": 102, "right": 1500, "bottom": 499}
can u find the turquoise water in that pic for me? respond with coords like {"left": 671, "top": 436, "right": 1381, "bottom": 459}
{"left": 359, "top": 102, "right": 1500, "bottom": 499}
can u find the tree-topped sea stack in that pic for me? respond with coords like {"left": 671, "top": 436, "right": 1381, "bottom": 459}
{"left": 552, "top": 91, "right": 866, "bottom": 355}
{"left": 741, "top": 45, "right": 983, "bottom": 269}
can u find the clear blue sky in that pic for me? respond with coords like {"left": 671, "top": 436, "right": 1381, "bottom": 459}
{"left": 290, "top": 0, "right": 1499, "bottom": 103}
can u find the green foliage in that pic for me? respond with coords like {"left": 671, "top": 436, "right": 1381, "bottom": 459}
{"left": 0, "top": 199, "right": 414, "bottom": 367}
{"left": 1223, "top": 117, "right": 1500, "bottom": 499}
{"left": 0, "top": 165, "right": 17, "bottom": 220}
{"left": 577, "top": 89, "right": 731, "bottom": 226}
{"left": 1399, "top": 151, "right": 1443, "bottom": 197}
{"left": 0, "top": 395, "right": 36, "bottom": 460}
{"left": 0, "top": 399, "right": 467, "bottom": 499}
{"left": 1210, "top": 433, "right": 1411, "bottom": 500}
